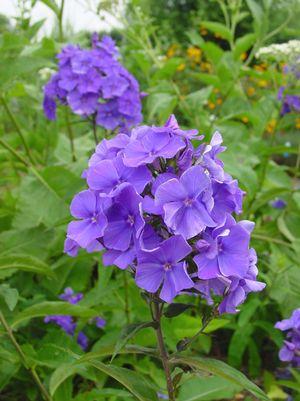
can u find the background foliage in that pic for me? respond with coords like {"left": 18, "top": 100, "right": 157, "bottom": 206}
{"left": 0, "top": 0, "right": 299, "bottom": 400}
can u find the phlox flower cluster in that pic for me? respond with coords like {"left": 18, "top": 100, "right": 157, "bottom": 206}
{"left": 43, "top": 34, "right": 143, "bottom": 131}
{"left": 44, "top": 287, "right": 106, "bottom": 350}
{"left": 65, "top": 115, "right": 265, "bottom": 313}
{"left": 277, "top": 61, "right": 300, "bottom": 116}
{"left": 275, "top": 309, "right": 300, "bottom": 367}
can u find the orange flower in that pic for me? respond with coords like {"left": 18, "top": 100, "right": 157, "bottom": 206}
{"left": 208, "top": 101, "right": 216, "bottom": 110}
{"left": 216, "top": 98, "right": 222, "bottom": 105}
{"left": 166, "top": 44, "right": 178, "bottom": 58}
{"left": 242, "top": 116, "right": 249, "bottom": 124}
{"left": 200, "top": 27, "right": 208, "bottom": 36}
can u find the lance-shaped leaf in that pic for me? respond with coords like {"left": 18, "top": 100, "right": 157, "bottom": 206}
{"left": 170, "top": 355, "right": 270, "bottom": 401}
{"left": 0, "top": 255, "right": 54, "bottom": 277}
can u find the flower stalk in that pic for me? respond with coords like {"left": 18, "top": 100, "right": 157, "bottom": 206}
{"left": 0, "top": 310, "right": 52, "bottom": 401}
{"left": 152, "top": 299, "right": 175, "bottom": 401}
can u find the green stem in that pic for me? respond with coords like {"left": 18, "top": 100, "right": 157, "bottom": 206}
{"left": 0, "top": 310, "right": 52, "bottom": 401}
{"left": 64, "top": 109, "right": 76, "bottom": 162}
{"left": 58, "top": 0, "right": 65, "bottom": 42}
{"left": 252, "top": 233, "right": 293, "bottom": 248}
{"left": 1, "top": 96, "right": 35, "bottom": 165}
{"left": 123, "top": 271, "right": 130, "bottom": 325}
{"left": 0, "top": 138, "right": 30, "bottom": 167}
{"left": 152, "top": 300, "right": 175, "bottom": 401}
{"left": 92, "top": 116, "right": 98, "bottom": 145}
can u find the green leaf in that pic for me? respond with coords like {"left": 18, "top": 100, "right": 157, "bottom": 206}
{"left": 171, "top": 356, "right": 270, "bottom": 401}
{"left": 201, "top": 42, "right": 224, "bottom": 66}
{"left": 0, "top": 284, "right": 18, "bottom": 311}
{"left": 39, "top": 0, "right": 60, "bottom": 16}
{"left": 50, "top": 364, "right": 85, "bottom": 397}
{"left": 147, "top": 92, "right": 177, "bottom": 123}
{"left": 80, "top": 360, "right": 158, "bottom": 401}
{"left": 228, "top": 325, "right": 253, "bottom": 367}
{"left": 164, "top": 303, "right": 193, "bottom": 318}
{"left": 277, "top": 216, "right": 295, "bottom": 242}
{"left": 186, "top": 30, "right": 205, "bottom": 47}
{"left": 250, "top": 187, "right": 289, "bottom": 212}
{"left": 201, "top": 21, "right": 233, "bottom": 42}
{"left": 233, "top": 33, "right": 256, "bottom": 60}
{"left": 11, "top": 301, "right": 99, "bottom": 328}
{"left": 111, "top": 321, "right": 155, "bottom": 362}
{"left": 178, "top": 376, "right": 241, "bottom": 401}
{"left": 0, "top": 254, "right": 54, "bottom": 277}
{"left": 185, "top": 87, "right": 213, "bottom": 110}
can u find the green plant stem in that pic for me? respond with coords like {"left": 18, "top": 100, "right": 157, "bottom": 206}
{"left": 92, "top": 116, "right": 98, "bottom": 145}
{"left": 1, "top": 96, "right": 35, "bottom": 165}
{"left": 58, "top": 0, "right": 65, "bottom": 42}
{"left": 0, "top": 310, "right": 52, "bottom": 401}
{"left": 123, "top": 271, "right": 130, "bottom": 325}
{"left": 0, "top": 138, "right": 30, "bottom": 166}
{"left": 252, "top": 233, "right": 293, "bottom": 248}
{"left": 152, "top": 301, "right": 175, "bottom": 401}
{"left": 64, "top": 109, "right": 76, "bottom": 162}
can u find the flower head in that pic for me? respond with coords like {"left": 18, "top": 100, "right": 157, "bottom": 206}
{"left": 65, "top": 115, "right": 264, "bottom": 309}
{"left": 275, "top": 309, "right": 300, "bottom": 366}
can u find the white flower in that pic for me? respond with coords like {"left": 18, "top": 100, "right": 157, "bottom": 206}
{"left": 256, "top": 40, "right": 300, "bottom": 63}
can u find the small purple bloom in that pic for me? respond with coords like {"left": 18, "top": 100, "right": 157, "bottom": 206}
{"left": 95, "top": 317, "right": 106, "bottom": 329}
{"left": 66, "top": 190, "right": 109, "bottom": 249}
{"left": 270, "top": 198, "right": 287, "bottom": 209}
{"left": 59, "top": 287, "right": 83, "bottom": 304}
{"left": 103, "top": 184, "right": 144, "bottom": 251}
{"left": 275, "top": 309, "right": 300, "bottom": 366}
{"left": 155, "top": 165, "right": 216, "bottom": 239}
{"left": 77, "top": 331, "right": 89, "bottom": 350}
{"left": 135, "top": 235, "right": 193, "bottom": 303}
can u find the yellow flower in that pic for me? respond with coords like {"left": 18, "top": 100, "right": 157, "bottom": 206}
{"left": 240, "top": 52, "right": 247, "bottom": 61}
{"left": 200, "top": 62, "right": 212, "bottom": 73}
{"left": 166, "top": 44, "right": 178, "bottom": 58}
{"left": 200, "top": 27, "right": 208, "bottom": 36}
{"left": 242, "top": 116, "right": 249, "bottom": 124}
{"left": 258, "top": 80, "right": 268, "bottom": 88}
{"left": 266, "top": 119, "right": 277, "bottom": 134}
{"left": 177, "top": 63, "right": 186, "bottom": 72}
{"left": 208, "top": 101, "right": 216, "bottom": 110}
{"left": 246, "top": 87, "right": 255, "bottom": 96}
{"left": 296, "top": 118, "right": 300, "bottom": 129}
{"left": 216, "top": 98, "right": 222, "bottom": 105}
{"left": 187, "top": 46, "right": 202, "bottom": 63}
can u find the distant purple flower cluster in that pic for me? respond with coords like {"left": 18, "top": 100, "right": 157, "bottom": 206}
{"left": 43, "top": 34, "right": 143, "bottom": 131}
{"left": 278, "top": 61, "right": 300, "bottom": 116}
{"left": 275, "top": 309, "right": 300, "bottom": 367}
{"left": 65, "top": 115, "right": 265, "bottom": 313}
{"left": 44, "top": 287, "right": 106, "bottom": 350}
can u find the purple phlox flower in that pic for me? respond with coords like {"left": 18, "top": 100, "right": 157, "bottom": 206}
{"left": 66, "top": 190, "right": 109, "bottom": 249}
{"left": 96, "top": 100, "right": 121, "bottom": 130}
{"left": 44, "top": 315, "right": 76, "bottom": 336}
{"left": 92, "top": 34, "right": 119, "bottom": 59}
{"left": 155, "top": 165, "right": 216, "bottom": 239}
{"left": 195, "top": 132, "right": 226, "bottom": 182}
{"left": 88, "top": 134, "right": 130, "bottom": 167}
{"left": 194, "top": 216, "right": 252, "bottom": 280}
{"left": 157, "top": 392, "right": 169, "bottom": 400}
{"left": 135, "top": 235, "right": 193, "bottom": 303}
{"left": 59, "top": 287, "right": 83, "bottom": 304}
{"left": 156, "top": 114, "right": 201, "bottom": 140}
{"left": 195, "top": 247, "right": 265, "bottom": 314}
{"left": 103, "top": 184, "right": 145, "bottom": 251}
{"left": 100, "top": 74, "right": 129, "bottom": 99}
{"left": 87, "top": 155, "right": 151, "bottom": 195}
{"left": 143, "top": 172, "right": 177, "bottom": 215}
{"left": 67, "top": 90, "right": 99, "bottom": 115}
{"left": 275, "top": 309, "right": 300, "bottom": 366}
{"left": 103, "top": 245, "right": 136, "bottom": 270}
{"left": 64, "top": 237, "right": 103, "bottom": 257}
{"left": 277, "top": 86, "right": 285, "bottom": 100}
{"left": 210, "top": 178, "right": 244, "bottom": 223}
{"left": 123, "top": 126, "right": 185, "bottom": 167}
{"left": 270, "top": 198, "right": 287, "bottom": 209}
{"left": 43, "top": 35, "right": 142, "bottom": 130}
{"left": 176, "top": 141, "right": 194, "bottom": 172}
{"left": 95, "top": 317, "right": 106, "bottom": 329}
{"left": 285, "top": 95, "right": 300, "bottom": 111}
{"left": 77, "top": 331, "right": 89, "bottom": 350}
